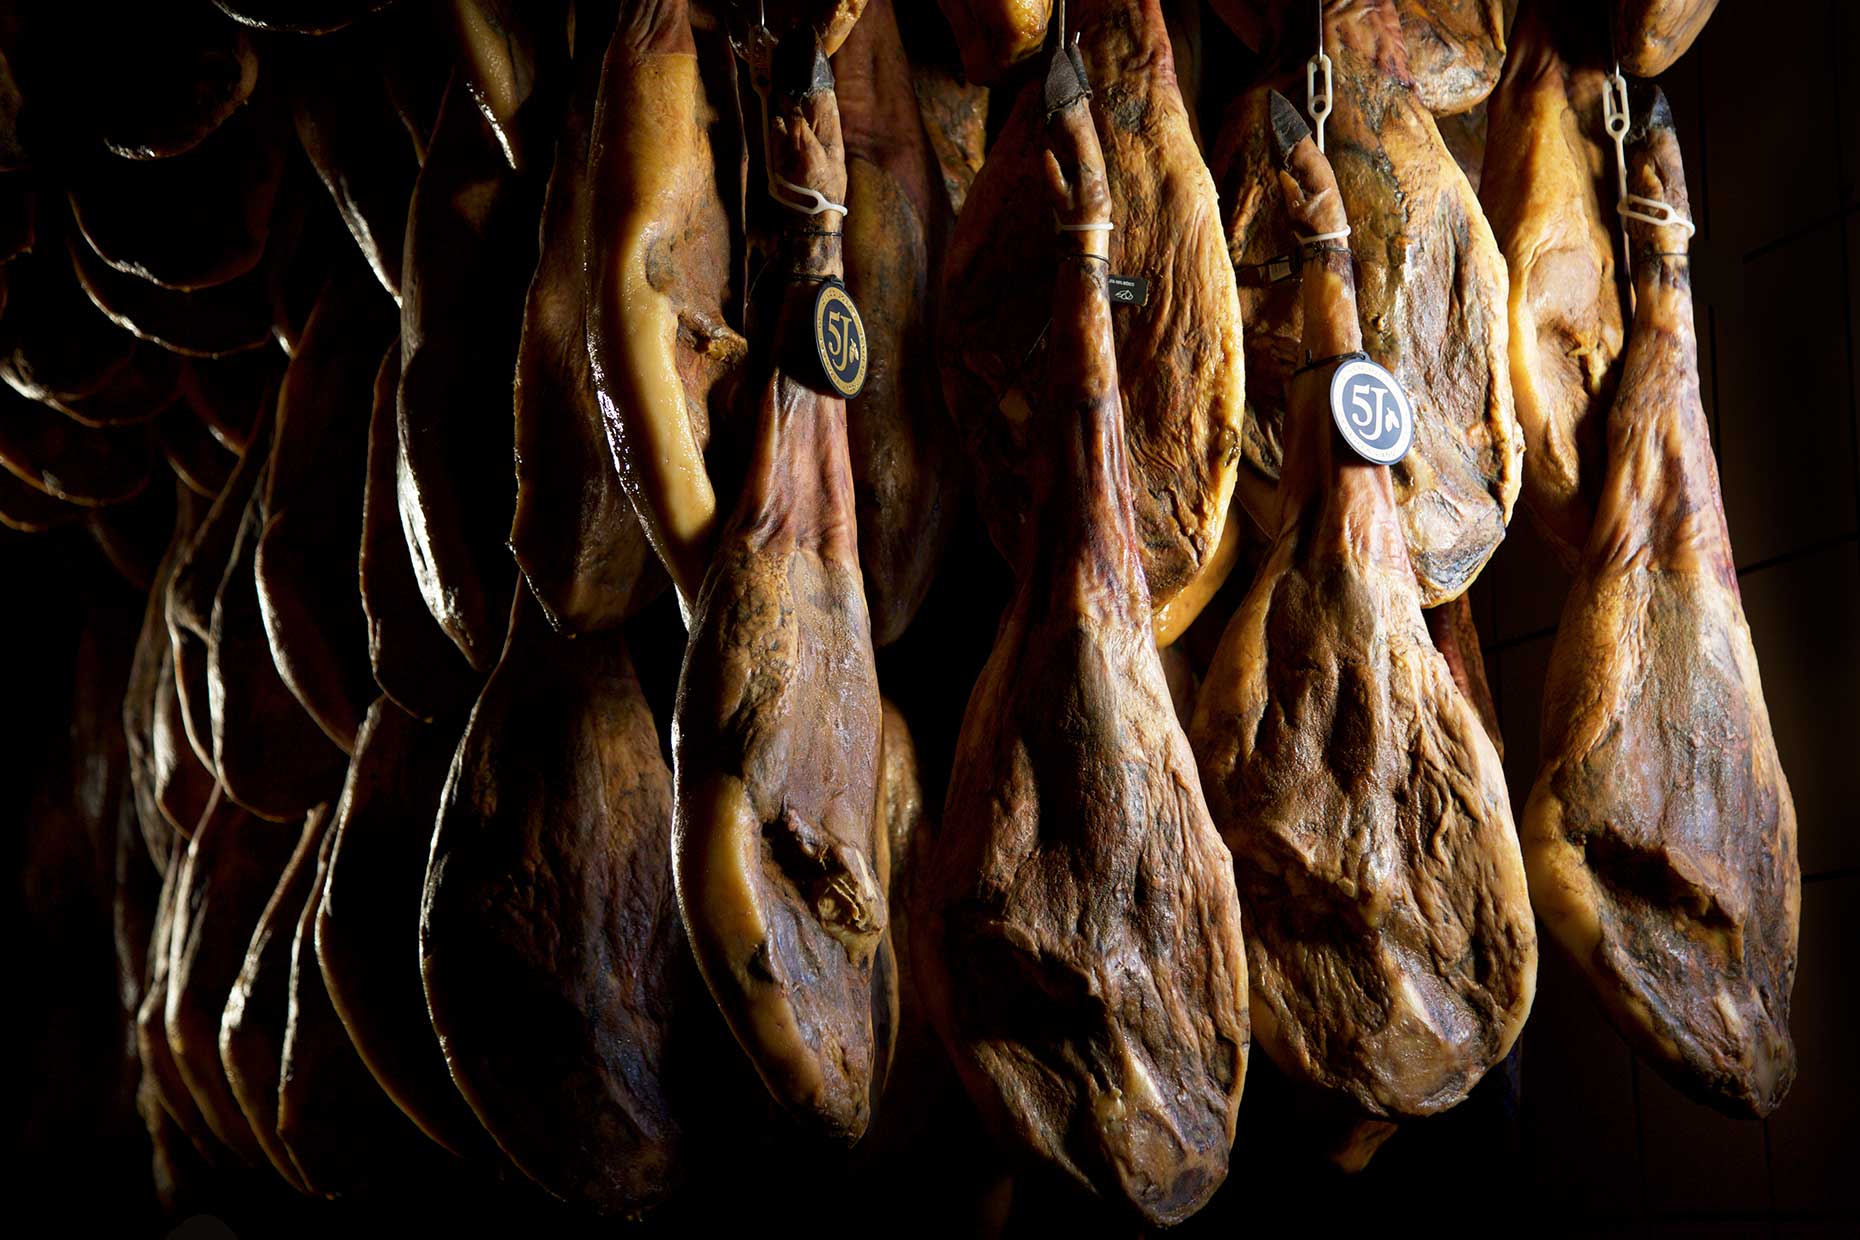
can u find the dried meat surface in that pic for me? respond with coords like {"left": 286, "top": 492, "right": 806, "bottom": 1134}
{"left": 1192, "top": 95, "right": 1534, "bottom": 1122}
{"left": 1522, "top": 91, "right": 1798, "bottom": 1119}
{"left": 918, "top": 59, "right": 1247, "bottom": 1226}
{"left": 835, "top": 0, "right": 962, "bottom": 646}
{"left": 672, "top": 39, "right": 888, "bottom": 1142}
{"left": 424, "top": 593, "right": 709, "bottom": 1212}
{"left": 1479, "top": 0, "right": 1622, "bottom": 567}
{"left": 585, "top": 0, "right": 747, "bottom": 613}
{"left": 1211, "top": 0, "right": 1519, "bottom": 606}
{"left": 942, "top": 0, "right": 1246, "bottom": 641}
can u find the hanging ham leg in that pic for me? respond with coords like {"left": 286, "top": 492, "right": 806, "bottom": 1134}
{"left": 424, "top": 591, "right": 719, "bottom": 1212}
{"left": 1522, "top": 89, "right": 1798, "bottom": 1118}
{"left": 1480, "top": 0, "right": 1623, "bottom": 567}
{"left": 396, "top": 77, "right": 536, "bottom": 671}
{"left": 585, "top": 0, "right": 746, "bottom": 614}
{"left": 1213, "top": 0, "right": 1519, "bottom": 606}
{"left": 936, "top": 0, "right": 1052, "bottom": 82}
{"left": 916, "top": 50, "right": 1248, "bottom": 1226}
{"left": 672, "top": 36, "right": 888, "bottom": 1141}
{"left": 510, "top": 5, "right": 665, "bottom": 636}
{"left": 164, "top": 787, "right": 303, "bottom": 1167}
{"left": 219, "top": 808, "right": 325, "bottom": 1192}
{"left": 278, "top": 816, "right": 440, "bottom": 1197}
{"left": 136, "top": 834, "right": 222, "bottom": 1166}
{"left": 1616, "top": 0, "right": 1718, "bottom": 76}
{"left": 941, "top": 0, "right": 1247, "bottom": 642}
{"left": 833, "top": 0, "right": 961, "bottom": 646}
{"left": 1399, "top": 0, "right": 1505, "bottom": 116}
{"left": 317, "top": 698, "right": 486, "bottom": 1157}
{"left": 1191, "top": 94, "right": 1535, "bottom": 1122}
{"left": 1426, "top": 595, "right": 1501, "bottom": 753}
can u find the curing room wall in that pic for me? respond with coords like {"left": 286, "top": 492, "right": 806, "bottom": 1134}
{"left": 1470, "top": 1, "right": 1860, "bottom": 1229}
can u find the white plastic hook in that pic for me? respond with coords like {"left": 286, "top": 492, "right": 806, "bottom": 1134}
{"left": 1603, "top": 66, "right": 1631, "bottom": 202}
{"left": 1619, "top": 194, "right": 1698, "bottom": 237}
{"left": 735, "top": 5, "right": 847, "bottom": 219}
{"left": 1306, "top": 4, "right": 1332, "bottom": 154}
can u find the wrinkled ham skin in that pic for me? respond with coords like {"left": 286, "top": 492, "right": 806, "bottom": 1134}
{"left": 423, "top": 595, "right": 703, "bottom": 1213}
{"left": 1192, "top": 104, "right": 1535, "bottom": 1124}
{"left": 918, "top": 77, "right": 1248, "bottom": 1228}
{"left": 1522, "top": 92, "right": 1798, "bottom": 1119}
{"left": 510, "top": 7, "right": 664, "bottom": 635}
{"left": 672, "top": 45, "right": 887, "bottom": 1144}
{"left": 1480, "top": 0, "right": 1623, "bottom": 569}
{"left": 937, "top": 0, "right": 1052, "bottom": 83}
{"left": 585, "top": 0, "right": 745, "bottom": 615}
{"left": 1615, "top": 0, "right": 1718, "bottom": 77}
{"left": 1399, "top": 0, "right": 1505, "bottom": 116}
{"left": 1213, "top": 0, "right": 1519, "bottom": 607}
{"left": 834, "top": 0, "right": 960, "bottom": 646}
{"left": 941, "top": 0, "right": 1246, "bottom": 640}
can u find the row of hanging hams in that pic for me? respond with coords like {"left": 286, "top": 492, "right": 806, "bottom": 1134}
{"left": 0, "top": 0, "right": 1795, "bottom": 1230}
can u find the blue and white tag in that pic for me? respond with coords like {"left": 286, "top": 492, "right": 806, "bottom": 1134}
{"left": 1329, "top": 357, "right": 1413, "bottom": 465}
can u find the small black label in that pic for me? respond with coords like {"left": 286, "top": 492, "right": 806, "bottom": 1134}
{"left": 812, "top": 280, "right": 867, "bottom": 399}
{"left": 1107, "top": 274, "right": 1149, "bottom": 308}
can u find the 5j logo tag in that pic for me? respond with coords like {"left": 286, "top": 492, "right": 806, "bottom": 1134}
{"left": 1329, "top": 357, "right": 1413, "bottom": 465}
{"left": 812, "top": 280, "right": 867, "bottom": 399}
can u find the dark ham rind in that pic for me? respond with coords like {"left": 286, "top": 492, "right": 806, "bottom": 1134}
{"left": 941, "top": 0, "right": 1246, "bottom": 644}
{"left": 834, "top": 0, "right": 961, "bottom": 646}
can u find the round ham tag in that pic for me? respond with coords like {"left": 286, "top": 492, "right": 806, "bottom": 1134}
{"left": 1329, "top": 357, "right": 1414, "bottom": 465}
{"left": 812, "top": 280, "right": 867, "bottom": 399}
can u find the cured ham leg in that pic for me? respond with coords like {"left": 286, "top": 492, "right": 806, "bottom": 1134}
{"left": 1522, "top": 90, "right": 1798, "bottom": 1118}
{"left": 936, "top": 0, "right": 1052, "bottom": 82}
{"left": 1616, "top": 0, "right": 1718, "bottom": 76}
{"left": 396, "top": 77, "right": 536, "bottom": 671}
{"left": 424, "top": 592, "right": 712, "bottom": 1211}
{"left": 586, "top": 0, "right": 746, "bottom": 614}
{"left": 167, "top": 398, "right": 270, "bottom": 773}
{"left": 257, "top": 269, "right": 395, "bottom": 754}
{"left": 279, "top": 819, "right": 438, "bottom": 1196}
{"left": 317, "top": 698, "right": 486, "bottom": 1156}
{"left": 220, "top": 809, "right": 325, "bottom": 1192}
{"left": 911, "top": 62, "right": 986, "bottom": 217}
{"left": 209, "top": 453, "right": 350, "bottom": 820}
{"left": 916, "top": 51, "right": 1248, "bottom": 1226}
{"left": 1480, "top": 0, "right": 1623, "bottom": 567}
{"left": 1190, "top": 94, "right": 1535, "bottom": 1121}
{"left": 360, "top": 342, "right": 476, "bottom": 722}
{"left": 1213, "top": 0, "right": 1519, "bottom": 606}
{"left": 1399, "top": 0, "right": 1505, "bottom": 116}
{"left": 164, "top": 787, "right": 303, "bottom": 1167}
{"left": 941, "top": 0, "right": 1246, "bottom": 642}
{"left": 672, "top": 37, "right": 887, "bottom": 1141}
{"left": 834, "top": 0, "right": 960, "bottom": 646}
{"left": 510, "top": 7, "right": 664, "bottom": 635}
{"left": 136, "top": 835, "right": 222, "bottom": 1166}
{"left": 1427, "top": 595, "right": 1501, "bottom": 753}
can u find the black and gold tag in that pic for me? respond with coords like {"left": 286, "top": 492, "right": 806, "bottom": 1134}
{"left": 811, "top": 279, "right": 867, "bottom": 399}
